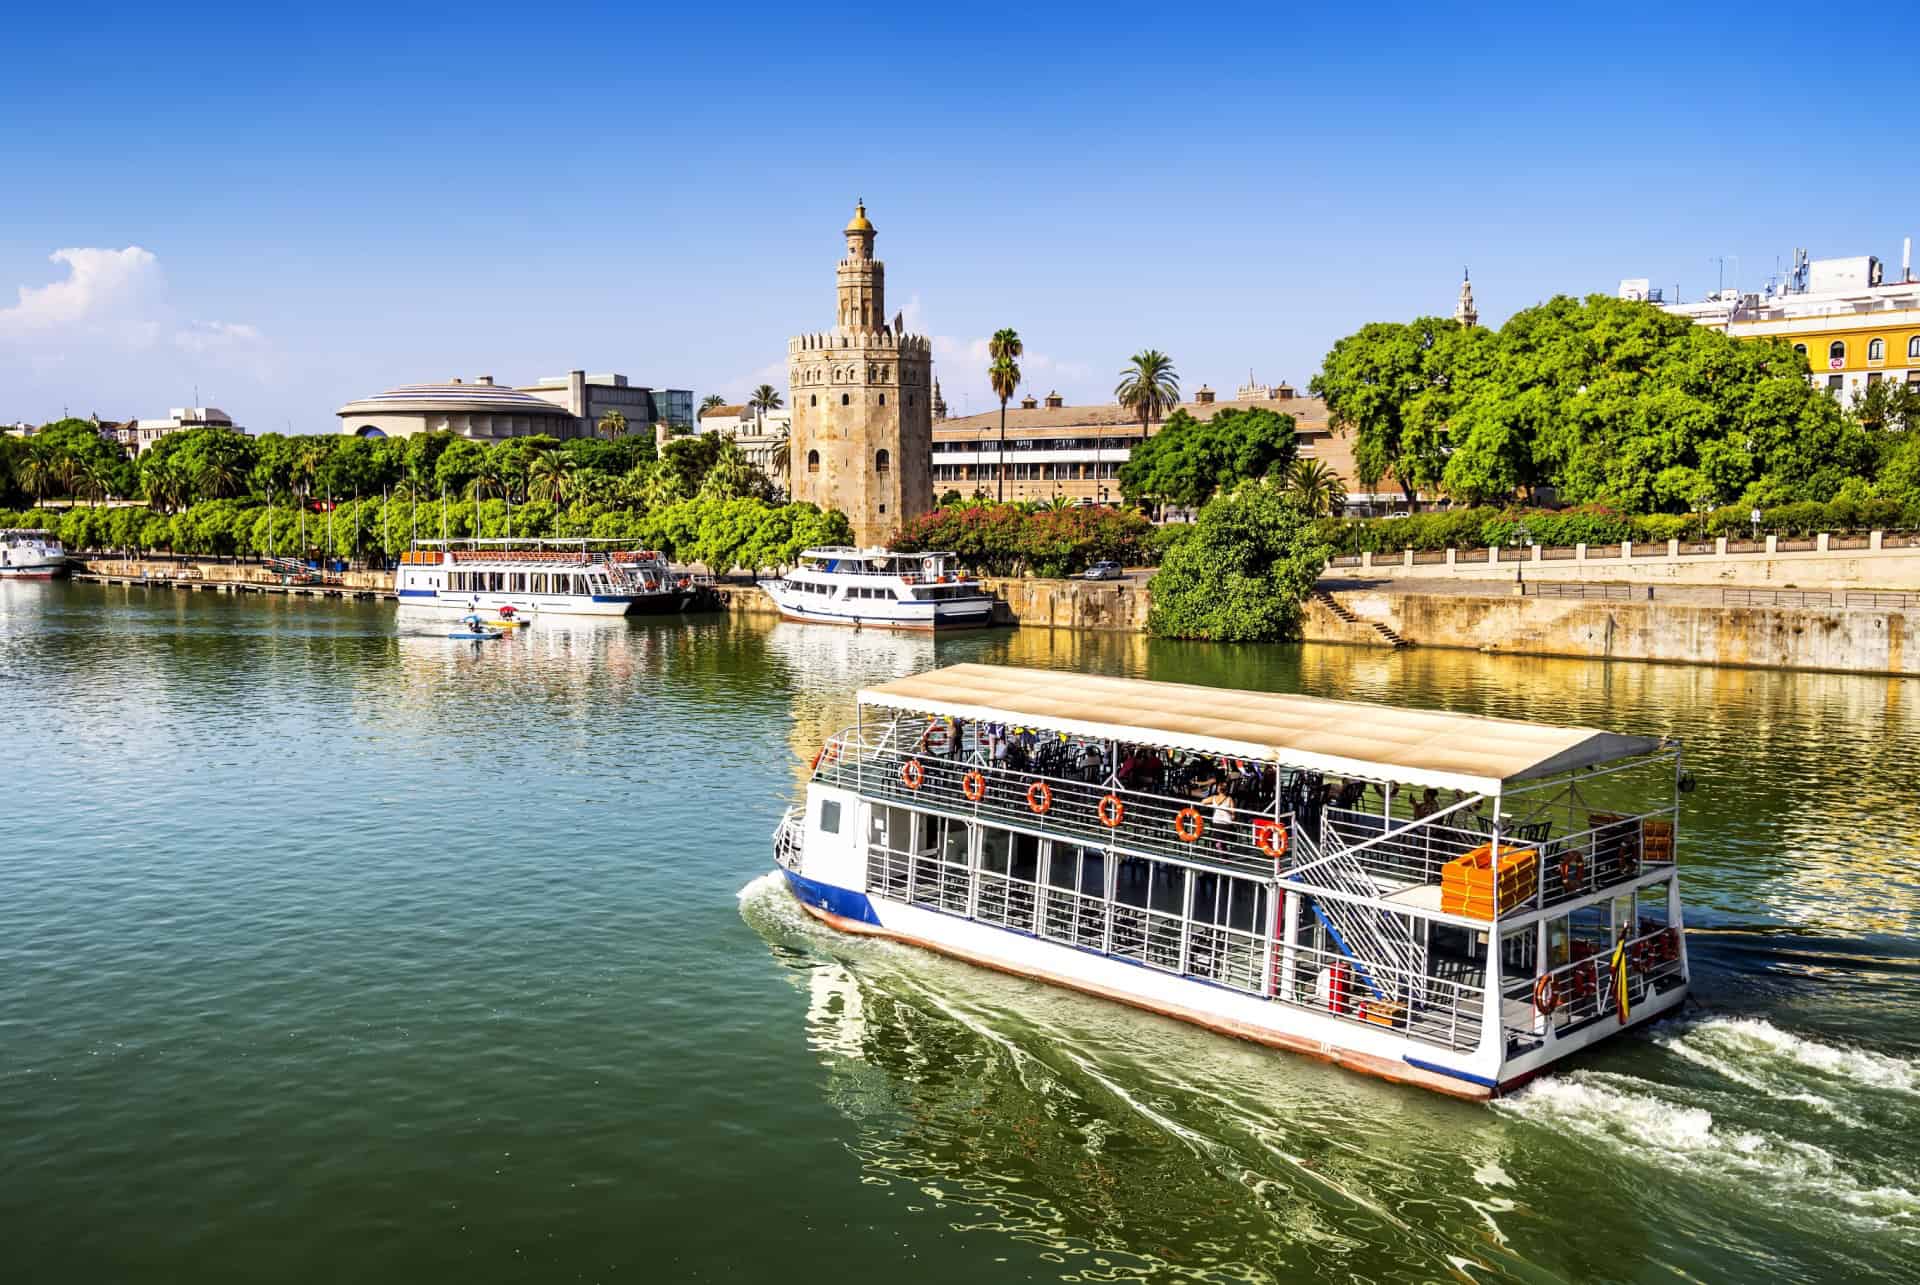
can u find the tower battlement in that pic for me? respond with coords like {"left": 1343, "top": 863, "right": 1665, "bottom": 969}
{"left": 790, "top": 330, "right": 931, "bottom": 355}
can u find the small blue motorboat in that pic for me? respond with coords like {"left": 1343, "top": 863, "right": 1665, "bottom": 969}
{"left": 449, "top": 612, "right": 505, "bottom": 642}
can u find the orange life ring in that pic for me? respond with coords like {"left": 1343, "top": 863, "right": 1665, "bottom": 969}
{"left": 1253, "top": 819, "right": 1289, "bottom": 858}
{"left": 1174, "top": 807, "right": 1205, "bottom": 843}
{"left": 901, "top": 759, "right": 924, "bottom": 790}
{"left": 821, "top": 742, "right": 839, "bottom": 766}
{"left": 1097, "top": 794, "right": 1125, "bottom": 828}
{"left": 1559, "top": 853, "right": 1586, "bottom": 891}
{"left": 1532, "top": 974, "right": 1559, "bottom": 1014}
{"left": 1027, "top": 781, "right": 1052, "bottom": 814}
{"left": 962, "top": 770, "right": 986, "bottom": 802}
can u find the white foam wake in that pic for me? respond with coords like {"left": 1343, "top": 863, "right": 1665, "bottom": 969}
{"left": 1672, "top": 1016, "right": 1920, "bottom": 1096}
{"left": 1500, "top": 1072, "right": 1919, "bottom": 1224}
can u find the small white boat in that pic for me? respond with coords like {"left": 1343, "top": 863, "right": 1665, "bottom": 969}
{"left": 395, "top": 539, "right": 699, "bottom": 618}
{"left": 0, "top": 529, "right": 66, "bottom": 579}
{"left": 759, "top": 547, "right": 995, "bottom": 631}
{"left": 448, "top": 613, "right": 505, "bottom": 641}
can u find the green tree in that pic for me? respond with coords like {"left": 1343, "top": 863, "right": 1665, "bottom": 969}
{"left": 699, "top": 393, "right": 727, "bottom": 415}
{"left": 1115, "top": 350, "right": 1180, "bottom": 441}
{"left": 597, "top": 409, "right": 628, "bottom": 442}
{"left": 1146, "top": 480, "right": 1330, "bottom": 642}
{"left": 988, "top": 327, "right": 1023, "bottom": 503}
{"left": 1117, "top": 407, "right": 1298, "bottom": 510}
{"left": 1310, "top": 318, "right": 1465, "bottom": 510}
{"left": 526, "top": 450, "right": 577, "bottom": 504}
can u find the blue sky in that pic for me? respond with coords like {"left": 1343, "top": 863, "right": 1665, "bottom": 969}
{"left": 0, "top": 2, "right": 1906, "bottom": 432}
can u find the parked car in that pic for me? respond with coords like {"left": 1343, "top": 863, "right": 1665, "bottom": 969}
{"left": 1084, "top": 560, "right": 1123, "bottom": 581}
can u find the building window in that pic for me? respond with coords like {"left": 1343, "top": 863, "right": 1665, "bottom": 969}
{"left": 878, "top": 393, "right": 886, "bottom": 406}
{"left": 1909, "top": 336, "right": 1920, "bottom": 360}
{"left": 1868, "top": 372, "right": 1883, "bottom": 386}
{"left": 807, "top": 450, "right": 820, "bottom": 473}
{"left": 876, "top": 449, "right": 891, "bottom": 473}
{"left": 1828, "top": 374, "right": 1844, "bottom": 394}
{"left": 1829, "top": 340, "right": 1846, "bottom": 365}
{"left": 1868, "top": 338, "right": 1886, "bottom": 362}
{"left": 1793, "top": 343, "right": 1807, "bottom": 356}
{"left": 841, "top": 393, "right": 850, "bottom": 406}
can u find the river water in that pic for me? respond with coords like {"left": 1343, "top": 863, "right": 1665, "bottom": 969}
{"left": 3, "top": 583, "right": 1917, "bottom": 1283}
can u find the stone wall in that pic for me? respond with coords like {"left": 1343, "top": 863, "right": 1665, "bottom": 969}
{"left": 1340, "top": 534, "right": 1920, "bottom": 589}
{"left": 76, "top": 559, "right": 391, "bottom": 591}
{"left": 1315, "top": 588, "right": 1920, "bottom": 676}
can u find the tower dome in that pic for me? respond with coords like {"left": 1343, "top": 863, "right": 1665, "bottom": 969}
{"left": 844, "top": 201, "right": 875, "bottom": 235}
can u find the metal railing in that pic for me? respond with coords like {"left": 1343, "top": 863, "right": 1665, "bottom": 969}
{"left": 813, "top": 737, "right": 1288, "bottom": 879}
{"left": 774, "top": 806, "right": 802, "bottom": 872}
{"left": 1502, "top": 926, "right": 1684, "bottom": 1051}
{"left": 1524, "top": 581, "right": 1636, "bottom": 600}
{"left": 1277, "top": 941, "right": 1484, "bottom": 1053}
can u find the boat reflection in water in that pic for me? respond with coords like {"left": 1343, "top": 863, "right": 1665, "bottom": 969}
{"left": 738, "top": 868, "right": 1524, "bottom": 1280}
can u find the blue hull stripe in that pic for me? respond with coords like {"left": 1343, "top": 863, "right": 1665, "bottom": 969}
{"left": 782, "top": 869, "right": 881, "bottom": 926}
{"left": 397, "top": 588, "right": 438, "bottom": 598}
{"left": 1403, "top": 1056, "right": 1498, "bottom": 1089}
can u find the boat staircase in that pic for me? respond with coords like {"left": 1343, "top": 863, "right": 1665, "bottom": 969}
{"left": 1314, "top": 589, "right": 1410, "bottom": 648}
{"left": 1288, "top": 827, "right": 1428, "bottom": 1011}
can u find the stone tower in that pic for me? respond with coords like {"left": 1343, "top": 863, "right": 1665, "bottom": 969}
{"left": 788, "top": 202, "right": 934, "bottom": 547}
{"left": 1454, "top": 267, "right": 1479, "bottom": 328}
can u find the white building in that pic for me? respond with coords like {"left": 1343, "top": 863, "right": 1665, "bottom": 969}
{"left": 1625, "top": 242, "right": 1920, "bottom": 400}
{"left": 119, "top": 407, "right": 246, "bottom": 455}
{"left": 697, "top": 403, "right": 791, "bottom": 486}
{"left": 337, "top": 371, "right": 694, "bottom": 440}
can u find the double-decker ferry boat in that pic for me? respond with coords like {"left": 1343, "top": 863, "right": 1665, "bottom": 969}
{"left": 759, "top": 547, "right": 995, "bottom": 630}
{"left": 0, "top": 528, "right": 66, "bottom": 579}
{"left": 772, "top": 663, "right": 1692, "bottom": 1100}
{"left": 394, "top": 539, "right": 698, "bottom": 618}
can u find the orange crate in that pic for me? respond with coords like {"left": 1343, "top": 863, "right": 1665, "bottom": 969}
{"left": 1440, "top": 843, "right": 1538, "bottom": 919}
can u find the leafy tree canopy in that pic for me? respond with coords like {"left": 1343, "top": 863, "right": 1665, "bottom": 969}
{"left": 1117, "top": 407, "right": 1299, "bottom": 509}
{"left": 1145, "top": 481, "right": 1329, "bottom": 642}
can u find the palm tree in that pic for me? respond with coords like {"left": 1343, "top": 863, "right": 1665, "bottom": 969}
{"left": 699, "top": 393, "right": 727, "bottom": 415}
{"left": 467, "top": 457, "right": 507, "bottom": 504}
{"left": 771, "top": 431, "right": 791, "bottom": 497}
{"left": 72, "top": 458, "right": 111, "bottom": 506}
{"left": 1115, "top": 350, "right": 1180, "bottom": 439}
{"left": 18, "top": 442, "right": 58, "bottom": 503}
{"left": 748, "top": 384, "right": 783, "bottom": 432}
{"left": 988, "top": 327, "right": 1023, "bottom": 503}
{"left": 527, "top": 450, "right": 576, "bottom": 504}
{"left": 597, "top": 409, "right": 628, "bottom": 442}
{"left": 1287, "top": 458, "right": 1347, "bottom": 518}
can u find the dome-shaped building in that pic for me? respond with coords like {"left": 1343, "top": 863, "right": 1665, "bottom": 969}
{"left": 336, "top": 377, "right": 582, "bottom": 440}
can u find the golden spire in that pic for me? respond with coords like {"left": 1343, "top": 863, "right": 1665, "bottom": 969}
{"left": 844, "top": 199, "right": 875, "bottom": 235}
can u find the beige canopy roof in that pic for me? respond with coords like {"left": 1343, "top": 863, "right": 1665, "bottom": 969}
{"left": 857, "top": 664, "right": 1666, "bottom": 794}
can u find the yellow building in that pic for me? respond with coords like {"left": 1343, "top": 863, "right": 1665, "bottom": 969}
{"left": 1633, "top": 249, "right": 1920, "bottom": 398}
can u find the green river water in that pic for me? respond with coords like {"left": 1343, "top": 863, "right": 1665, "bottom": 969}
{"left": 3, "top": 583, "right": 1918, "bottom": 1283}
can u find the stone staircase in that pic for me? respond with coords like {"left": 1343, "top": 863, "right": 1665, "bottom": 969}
{"left": 1314, "top": 589, "right": 1411, "bottom": 648}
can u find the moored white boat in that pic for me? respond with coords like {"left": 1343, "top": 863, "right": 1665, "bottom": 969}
{"left": 394, "top": 539, "right": 698, "bottom": 618}
{"left": 759, "top": 547, "right": 994, "bottom": 631}
{"left": 0, "top": 529, "right": 67, "bottom": 579}
{"left": 772, "top": 663, "right": 1692, "bottom": 1100}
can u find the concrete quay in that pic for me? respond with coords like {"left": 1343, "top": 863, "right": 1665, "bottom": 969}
{"left": 72, "top": 559, "right": 394, "bottom": 599}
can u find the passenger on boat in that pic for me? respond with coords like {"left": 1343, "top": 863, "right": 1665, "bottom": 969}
{"left": 1201, "top": 784, "right": 1236, "bottom": 851}
{"left": 1412, "top": 786, "right": 1441, "bottom": 820}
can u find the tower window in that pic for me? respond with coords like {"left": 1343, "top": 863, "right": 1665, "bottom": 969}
{"left": 841, "top": 394, "right": 850, "bottom": 406}
{"left": 807, "top": 450, "right": 820, "bottom": 474}
{"left": 878, "top": 393, "right": 886, "bottom": 406}
{"left": 1868, "top": 337, "right": 1886, "bottom": 361}
{"left": 810, "top": 395, "right": 817, "bottom": 406}
{"left": 876, "top": 449, "right": 891, "bottom": 473}
{"left": 1829, "top": 340, "right": 1846, "bottom": 364}
{"left": 908, "top": 394, "right": 915, "bottom": 407}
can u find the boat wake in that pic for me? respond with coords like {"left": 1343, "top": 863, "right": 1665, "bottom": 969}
{"left": 1499, "top": 1015, "right": 1920, "bottom": 1233}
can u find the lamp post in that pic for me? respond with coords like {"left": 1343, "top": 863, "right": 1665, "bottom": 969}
{"left": 1511, "top": 523, "right": 1533, "bottom": 594}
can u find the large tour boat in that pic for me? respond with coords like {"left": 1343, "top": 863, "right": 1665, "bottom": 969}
{"left": 394, "top": 539, "right": 698, "bottom": 617}
{"left": 759, "top": 547, "right": 995, "bottom": 630}
{"left": 772, "top": 663, "right": 1692, "bottom": 1100}
{"left": 0, "top": 529, "right": 66, "bottom": 579}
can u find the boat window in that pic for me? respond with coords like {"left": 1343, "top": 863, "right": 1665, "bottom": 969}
{"left": 941, "top": 819, "right": 970, "bottom": 865}
{"left": 1546, "top": 916, "right": 1571, "bottom": 970}
{"left": 1010, "top": 832, "right": 1041, "bottom": 883}
{"left": 1046, "top": 845, "right": 1079, "bottom": 891}
{"left": 1114, "top": 857, "right": 1152, "bottom": 908}
{"left": 1501, "top": 924, "right": 1536, "bottom": 976}
{"left": 1077, "top": 848, "right": 1107, "bottom": 898}
{"left": 979, "top": 827, "right": 1012, "bottom": 875}
{"left": 819, "top": 799, "right": 841, "bottom": 834}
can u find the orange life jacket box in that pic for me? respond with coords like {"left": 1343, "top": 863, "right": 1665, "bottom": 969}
{"left": 1440, "top": 842, "right": 1538, "bottom": 919}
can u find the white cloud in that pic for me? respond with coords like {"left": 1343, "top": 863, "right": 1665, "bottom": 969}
{"left": 0, "top": 246, "right": 272, "bottom": 420}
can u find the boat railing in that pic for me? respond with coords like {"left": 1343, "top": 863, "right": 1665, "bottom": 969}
{"left": 812, "top": 734, "right": 1290, "bottom": 879}
{"left": 1321, "top": 809, "right": 1486, "bottom": 888}
{"left": 1534, "top": 810, "right": 1678, "bottom": 905}
{"left": 1500, "top": 924, "right": 1685, "bottom": 1054}
{"left": 774, "top": 806, "right": 803, "bottom": 873}
{"left": 1277, "top": 940, "right": 1485, "bottom": 1053}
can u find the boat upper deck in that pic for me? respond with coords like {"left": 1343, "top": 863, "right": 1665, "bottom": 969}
{"left": 795, "top": 547, "right": 975, "bottom": 581}
{"left": 857, "top": 664, "right": 1666, "bottom": 795}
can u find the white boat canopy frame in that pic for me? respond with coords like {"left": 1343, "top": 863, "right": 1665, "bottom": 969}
{"left": 856, "top": 664, "right": 1670, "bottom": 795}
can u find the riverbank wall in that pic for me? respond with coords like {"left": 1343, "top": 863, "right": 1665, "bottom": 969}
{"left": 1333, "top": 532, "right": 1920, "bottom": 589}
